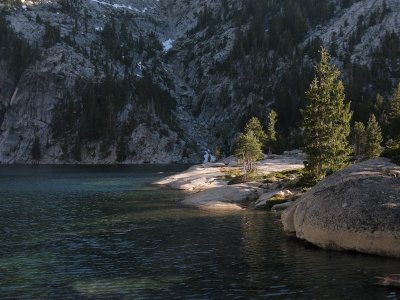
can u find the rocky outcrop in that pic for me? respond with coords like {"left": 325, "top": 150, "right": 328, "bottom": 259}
{"left": 154, "top": 155, "right": 303, "bottom": 191}
{"left": 155, "top": 155, "right": 304, "bottom": 210}
{"left": 182, "top": 184, "right": 263, "bottom": 210}
{"left": 153, "top": 163, "right": 226, "bottom": 191}
{"left": 282, "top": 158, "right": 400, "bottom": 258}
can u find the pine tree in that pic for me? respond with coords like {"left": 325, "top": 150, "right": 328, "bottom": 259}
{"left": 364, "top": 114, "right": 383, "bottom": 159}
{"left": 302, "top": 48, "right": 353, "bottom": 181}
{"left": 388, "top": 83, "right": 400, "bottom": 140}
{"left": 266, "top": 110, "right": 278, "bottom": 154}
{"left": 31, "top": 135, "right": 41, "bottom": 161}
{"left": 353, "top": 121, "right": 366, "bottom": 157}
{"left": 374, "top": 93, "right": 385, "bottom": 124}
{"left": 116, "top": 138, "right": 128, "bottom": 162}
{"left": 234, "top": 132, "right": 263, "bottom": 174}
{"left": 244, "top": 117, "right": 267, "bottom": 146}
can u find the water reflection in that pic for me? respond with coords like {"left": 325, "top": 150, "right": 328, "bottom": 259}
{"left": 0, "top": 165, "right": 399, "bottom": 299}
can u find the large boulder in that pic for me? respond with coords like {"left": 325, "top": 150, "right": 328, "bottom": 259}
{"left": 281, "top": 158, "right": 400, "bottom": 258}
{"left": 182, "top": 184, "right": 263, "bottom": 210}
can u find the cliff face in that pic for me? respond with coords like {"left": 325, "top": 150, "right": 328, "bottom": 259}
{"left": 0, "top": 0, "right": 192, "bottom": 164}
{"left": 0, "top": 0, "right": 399, "bottom": 164}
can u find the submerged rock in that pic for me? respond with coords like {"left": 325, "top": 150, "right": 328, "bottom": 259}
{"left": 376, "top": 274, "right": 400, "bottom": 288}
{"left": 271, "top": 202, "right": 295, "bottom": 217}
{"left": 281, "top": 158, "right": 400, "bottom": 258}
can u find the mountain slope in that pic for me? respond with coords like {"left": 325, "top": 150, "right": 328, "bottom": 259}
{"left": 0, "top": 0, "right": 399, "bottom": 163}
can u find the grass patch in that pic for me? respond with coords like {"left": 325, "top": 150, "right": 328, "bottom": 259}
{"left": 269, "top": 194, "right": 285, "bottom": 201}
{"left": 219, "top": 168, "right": 242, "bottom": 182}
{"left": 382, "top": 141, "right": 400, "bottom": 165}
{"left": 225, "top": 168, "right": 304, "bottom": 185}
{"left": 263, "top": 168, "right": 303, "bottom": 183}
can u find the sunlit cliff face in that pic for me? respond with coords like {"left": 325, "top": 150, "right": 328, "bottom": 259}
{"left": 13, "top": 0, "right": 55, "bottom": 7}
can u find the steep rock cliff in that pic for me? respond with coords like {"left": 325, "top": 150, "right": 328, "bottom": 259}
{"left": 0, "top": 0, "right": 399, "bottom": 163}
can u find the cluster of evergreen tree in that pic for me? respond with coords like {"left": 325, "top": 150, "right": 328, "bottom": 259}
{"left": 234, "top": 111, "right": 278, "bottom": 174}
{"left": 31, "top": 135, "right": 41, "bottom": 161}
{"left": 101, "top": 18, "right": 135, "bottom": 65}
{"left": 42, "top": 21, "right": 61, "bottom": 48}
{"left": 211, "top": 0, "right": 398, "bottom": 152}
{"left": 231, "top": 0, "right": 335, "bottom": 58}
{"left": 353, "top": 116, "right": 383, "bottom": 160}
{"left": 231, "top": 47, "right": 396, "bottom": 183}
{"left": 52, "top": 75, "right": 131, "bottom": 142}
{"left": 51, "top": 69, "right": 177, "bottom": 159}
{"left": 3, "top": 0, "right": 22, "bottom": 7}
{"left": 301, "top": 48, "right": 400, "bottom": 182}
{"left": 134, "top": 72, "right": 177, "bottom": 128}
{"left": 0, "top": 13, "right": 39, "bottom": 80}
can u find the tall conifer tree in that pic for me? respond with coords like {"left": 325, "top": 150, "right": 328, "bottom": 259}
{"left": 364, "top": 114, "right": 383, "bottom": 159}
{"left": 244, "top": 117, "right": 267, "bottom": 146}
{"left": 234, "top": 132, "right": 263, "bottom": 174}
{"left": 302, "top": 48, "right": 352, "bottom": 180}
{"left": 388, "top": 83, "right": 400, "bottom": 140}
{"left": 266, "top": 110, "right": 278, "bottom": 154}
{"left": 353, "top": 121, "right": 366, "bottom": 157}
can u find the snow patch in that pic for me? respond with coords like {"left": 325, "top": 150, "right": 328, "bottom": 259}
{"left": 162, "top": 39, "right": 174, "bottom": 52}
{"left": 89, "top": 0, "right": 150, "bottom": 13}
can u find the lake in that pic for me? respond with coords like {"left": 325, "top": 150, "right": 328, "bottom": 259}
{"left": 0, "top": 165, "right": 399, "bottom": 299}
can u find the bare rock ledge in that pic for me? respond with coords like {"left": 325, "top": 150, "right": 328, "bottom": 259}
{"left": 182, "top": 184, "right": 263, "bottom": 210}
{"left": 281, "top": 158, "right": 400, "bottom": 258}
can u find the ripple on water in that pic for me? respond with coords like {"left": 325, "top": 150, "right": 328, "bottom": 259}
{"left": 0, "top": 165, "right": 399, "bottom": 299}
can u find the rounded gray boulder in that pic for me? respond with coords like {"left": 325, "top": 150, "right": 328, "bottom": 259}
{"left": 281, "top": 158, "right": 400, "bottom": 258}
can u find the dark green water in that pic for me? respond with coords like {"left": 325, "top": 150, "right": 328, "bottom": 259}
{"left": 0, "top": 165, "right": 399, "bottom": 299}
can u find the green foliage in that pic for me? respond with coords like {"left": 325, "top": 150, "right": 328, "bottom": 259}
{"left": 364, "top": 114, "right": 383, "bottom": 159}
{"left": 116, "top": 138, "right": 128, "bottom": 162}
{"left": 188, "top": 5, "right": 217, "bottom": 35}
{"left": 302, "top": 48, "right": 352, "bottom": 181}
{"left": 353, "top": 121, "right": 366, "bottom": 157}
{"left": 52, "top": 76, "right": 131, "bottom": 142}
{"left": 217, "top": 1, "right": 398, "bottom": 151}
{"left": 382, "top": 140, "right": 400, "bottom": 165}
{"left": 31, "top": 135, "right": 41, "bottom": 161}
{"left": 101, "top": 18, "right": 118, "bottom": 56}
{"left": 79, "top": 75, "right": 129, "bottom": 140}
{"left": 266, "top": 110, "right": 278, "bottom": 154}
{"left": 135, "top": 72, "right": 177, "bottom": 129}
{"left": 3, "top": 0, "right": 21, "bottom": 7}
{"left": 388, "top": 84, "right": 400, "bottom": 140}
{"left": 51, "top": 91, "right": 79, "bottom": 139}
{"left": 59, "top": 0, "right": 75, "bottom": 14}
{"left": 234, "top": 132, "right": 263, "bottom": 174}
{"left": 231, "top": 0, "right": 333, "bottom": 58}
{"left": 42, "top": 21, "right": 61, "bottom": 48}
{"left": 244, "top": 117, "right": 267, "bottom": 146}
{"left": 263, "top": 168, "right": 303, "bottom": 183}
{"left": 214, "top": 147, "right": 221, "bottom": 160}
{"left": 0, "top": 13, "right": 39, "bottom": 79}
